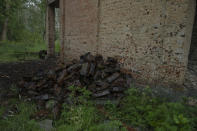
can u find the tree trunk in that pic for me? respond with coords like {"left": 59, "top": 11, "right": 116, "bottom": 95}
{"left": 1, "top": 1, "right": 10, "bottom": 41}
{"left": 1, "top": 18, "right": 8, "bottom": 41}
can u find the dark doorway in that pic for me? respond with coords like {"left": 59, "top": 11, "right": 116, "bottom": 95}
{"left": 46, "top": 0, "right": 60, "bottom": 57}
{"left": 185, "top": 4, "right": 197, "bottom": 89}
{"left": 189, "top": 5, "right": 197, "bottom": 62}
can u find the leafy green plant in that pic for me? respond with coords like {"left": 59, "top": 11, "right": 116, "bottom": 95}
{"left": 56, "top": 86, "right": 99, "bottom": 130}
{"left": 67, "top": 86, "right": 92, "bottom": 105}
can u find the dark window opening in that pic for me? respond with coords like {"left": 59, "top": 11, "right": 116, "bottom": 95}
{"left": 185, "top": 4, "right": 197, "bottom": 89}
{"left": 189, "top": 5, "right": 197, "bottom": 63}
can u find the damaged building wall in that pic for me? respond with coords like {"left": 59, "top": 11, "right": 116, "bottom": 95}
{"left": 98, "top": 0, "right": 196, "bottom": 84}
{"left": 57, "top": 0, "right": 196, "bottom": 85}
{"left": 63, "top": 0, "right": 99, "bottom": 60}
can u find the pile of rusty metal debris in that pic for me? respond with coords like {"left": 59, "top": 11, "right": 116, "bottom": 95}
{"left": 18, "top": 53, "right": 133, "bottom": 105}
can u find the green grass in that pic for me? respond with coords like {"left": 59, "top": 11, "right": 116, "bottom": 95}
{"left": 55, "top": 40, "right": 60, "bottom": 53}
{"left": 0, "top": 40, "right": 60, "bottom": 62}
{"left": 0, "top": 100, "right": 42, "bottom": 131}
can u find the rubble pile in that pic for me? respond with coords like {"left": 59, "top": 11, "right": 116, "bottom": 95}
{"left": 18, "top": 53, "right": 133, "bottom": 104}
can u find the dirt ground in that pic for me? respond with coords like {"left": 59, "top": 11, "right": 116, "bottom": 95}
{"left": 0, "top": 59, "right": 57, "bottom": 101}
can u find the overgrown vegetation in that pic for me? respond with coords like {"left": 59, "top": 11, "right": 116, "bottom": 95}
{"left": 0, "top": 0, "right": 46, "bottom": 42}
{"left": 1, "top": 87, "right": 197, "bottom": 131}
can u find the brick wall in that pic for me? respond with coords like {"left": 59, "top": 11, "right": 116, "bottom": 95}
{"left": 59, "top": 0, "right": 196, "bottom": 85}
{"left": 63, "top": 0, "right": 99, "bottom": 60}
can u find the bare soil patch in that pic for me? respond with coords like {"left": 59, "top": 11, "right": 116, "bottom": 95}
{"left": 0, "top": 59, "right": 56, "bottom": 101}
